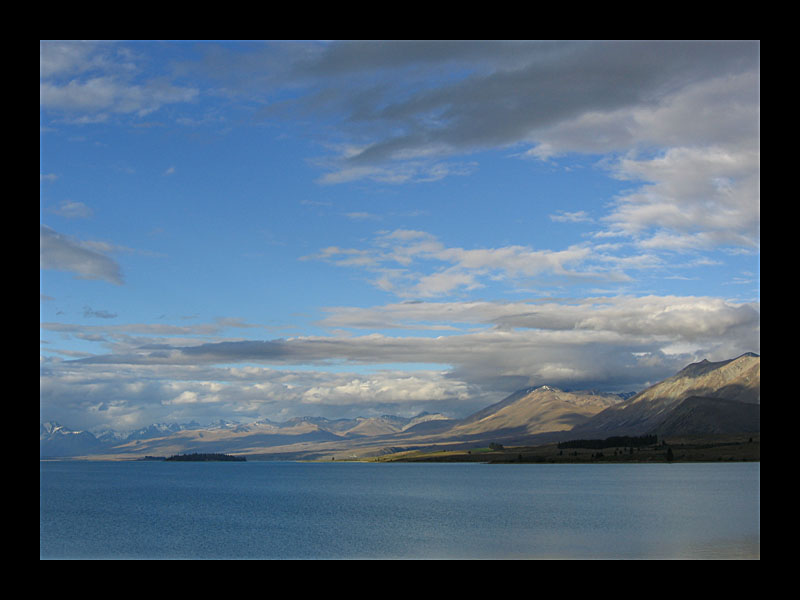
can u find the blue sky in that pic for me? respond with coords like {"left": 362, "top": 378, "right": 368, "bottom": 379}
{"left": 40, "top": 40, "right": 760, "bottom": 432}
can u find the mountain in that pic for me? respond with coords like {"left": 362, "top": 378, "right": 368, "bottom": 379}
{"left": 443, "top": 386, "right": 626, "bottom": 441}
{"left": 328, "top": 415, "right": 414, "bottom": 437}
{"left": 103, "top": 420, "right": 345, "bottom": 457}
{"left": 652, "top": 396, "right": 760, "bottom": 436}
{"left": 39, "top": 354, "right": 760, "bottom": 459}
{"left": 97, "top": 421, "right": 204, "bottom": 443}
{"left": 571, "top": 353, "right": 760, "bottom": 437}
{"left": 40, "top": 422, "right": 105, "bottom": 457}
{"left": 340, "top": 412, "right": 452, "bottom": 437}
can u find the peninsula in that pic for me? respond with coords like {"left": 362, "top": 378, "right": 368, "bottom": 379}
{"left": 164, "top": 453, "right": 246, "bottom": 462}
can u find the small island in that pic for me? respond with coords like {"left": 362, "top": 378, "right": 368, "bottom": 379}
{"left": 164, "top": 452, "right": 246, "bottom": 462}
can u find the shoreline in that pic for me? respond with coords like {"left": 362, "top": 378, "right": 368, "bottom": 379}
{"left": 40, "top": 433, "right": 760, "bottom": 464}
{"left": 362, "top": 435, "right": 760, "bottom": 464}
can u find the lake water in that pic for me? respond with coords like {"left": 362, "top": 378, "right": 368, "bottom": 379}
{"left": 40, "top": 460, "right": 759, "bottom": 559}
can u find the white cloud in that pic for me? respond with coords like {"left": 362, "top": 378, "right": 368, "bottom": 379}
{"left": 309, "top": 228, "right": 630, "bottom": 298}
{"left": 300, "top": 372, "right": 473, "bottom": 406}
{"left": 550, "top": 210, "right": 592, "bottom": 223}
{"left": 524, "top": 70, "right": 760, "bottom": 253}
{"left": 40, "top": 41, "right": 110, "bottom": 79}
{"left": 40, "top": 76, "right": 198, "bottom": 118}
{"left": 525, "top": 71, "right": 758, "bottom": 158}
{"left": 40, "top": 42, "right": 198, "bottom": 121}
{"left": 49, "top": 200, "right": 93, "bottom": 219}
{"left": 39, "top": 224, "right": 123, "bottom": 284}
{"left": 603, "top": 145, "right": 759, "bottom": 251}
{"left": 285, "top": 42, "right": 760, "bottom": 258}
{"left": 316, "top": 295, "right": 760, "bottom": 344}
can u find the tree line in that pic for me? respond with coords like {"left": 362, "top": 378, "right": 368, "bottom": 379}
{"left": 557, "top": 434, "right": 658, "bottom": 450}
{"left": 164, "top": 453, "right": 246, "bottom": 462}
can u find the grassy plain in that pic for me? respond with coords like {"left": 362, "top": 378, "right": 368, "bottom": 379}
{"left": 365, "top": 433, "right": 760, "bottom": 464}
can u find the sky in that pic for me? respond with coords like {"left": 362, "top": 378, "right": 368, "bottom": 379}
{"left": 40, "top": 40, "right": 760, "bottom": 433}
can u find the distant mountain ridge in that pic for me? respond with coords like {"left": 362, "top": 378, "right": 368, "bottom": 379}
{"left": 40, "top": 421, "right": 106, "bottom": 456}
{"left": 39, "top": 411, "right": 454, "bottom": 458}
{"left": 40, "top": 353, "right": 760, "bottom": 459}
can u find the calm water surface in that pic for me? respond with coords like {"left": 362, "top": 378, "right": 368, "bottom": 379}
{"left": 40, "top": 460, "right": 759, "bottom": 559}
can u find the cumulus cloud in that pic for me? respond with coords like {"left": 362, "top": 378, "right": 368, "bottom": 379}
{"left": 603, "top": 145, "right": 760, "bottom": 250}
{"left": 39, "top": 358, "right": 482, "bottom": 431}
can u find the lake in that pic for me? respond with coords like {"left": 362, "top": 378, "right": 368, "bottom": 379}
{"left": 40, "top": 460, "right": 759, "bottom": 559}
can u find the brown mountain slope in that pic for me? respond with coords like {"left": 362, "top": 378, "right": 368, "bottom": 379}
{"left": 445, "top": 386, "right": 624, "bottom": 438}
{"left": 571, "top": 353, "right": 760, "bottom": 437}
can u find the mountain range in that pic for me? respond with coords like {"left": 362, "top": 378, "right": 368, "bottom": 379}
{"left": 40, "top": 353, "right": 760, "bottom": 460}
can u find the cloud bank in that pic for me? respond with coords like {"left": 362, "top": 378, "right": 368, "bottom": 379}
{"left": 41, "top": 295, "right": 759, "bottom": 430}
{"left": 40, "top": 41, "right": 760, "bottom": 432}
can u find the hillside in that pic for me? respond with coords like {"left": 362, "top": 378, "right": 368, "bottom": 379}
{"left": 40, "top": 421, "right": 106, "bottom": 457}
{"left": 444, "top": 386, "right": 625, "bottom": 438}
{"left": 652, "top": 396, "right": 760, "bottom": 436}
{"left": 571, "top": 353, "right": 760, "bottom": 437}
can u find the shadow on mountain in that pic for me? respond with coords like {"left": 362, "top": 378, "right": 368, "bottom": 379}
{"left": 653, "top": 396, "right": 760, "bottom": 436}
{"left": 400, "top": 419, "right": 460, "bottom": 435}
